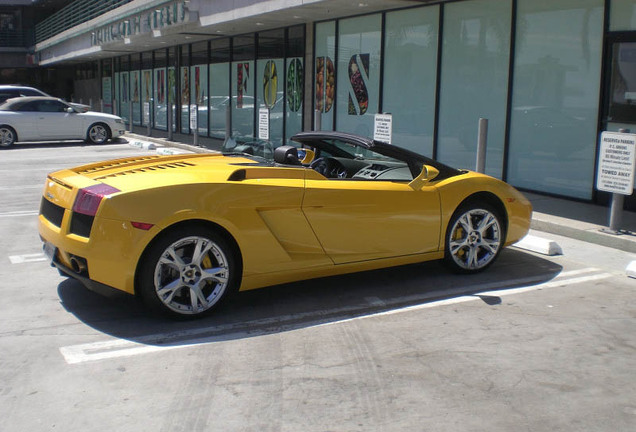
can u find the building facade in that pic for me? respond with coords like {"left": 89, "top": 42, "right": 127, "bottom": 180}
{"left": 8, "top": 0, "right": 636, "bottom": 208}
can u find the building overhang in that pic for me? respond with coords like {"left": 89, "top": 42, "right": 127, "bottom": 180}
{"left": 35, "top": 0, "right": 437, "bottom": 65}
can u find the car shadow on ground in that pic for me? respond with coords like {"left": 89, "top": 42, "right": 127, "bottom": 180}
{"left": 56, "top": 248, "right": 563, "bottom": 350}
{"left": 6, "top": 138, "right": 129, "bottom": 150}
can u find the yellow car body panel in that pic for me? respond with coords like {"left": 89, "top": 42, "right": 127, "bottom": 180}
{"left": 38, "top": 147, "right": 532, "bottom": 303}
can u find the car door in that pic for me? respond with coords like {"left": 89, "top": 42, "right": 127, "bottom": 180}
{"left": 34, "top": 100, "right": 82, "bottom": 139}
{"left": 302, "top": 177, "right": 441, "bottom": 264}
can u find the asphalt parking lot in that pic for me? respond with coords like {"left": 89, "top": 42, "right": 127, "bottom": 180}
{"left": 1, "top": 139, "right": 635, "bottom": 432}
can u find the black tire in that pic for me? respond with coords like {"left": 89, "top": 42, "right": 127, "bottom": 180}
{"left": 86, "top": 123, "right": 110, "bottom": 144}
{"left": 0, "top": 125, "right": 17, "bottom": 148}
{"left": 443, "top": 201, "right": 505, "bottom": 274}
{"left": 138, "top": 226, "right": 239, "bottom": 318}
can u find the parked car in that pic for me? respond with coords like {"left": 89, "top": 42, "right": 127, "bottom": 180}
{"left": 38, "top": 131, "right": 532, "bottom": 318}
{"left": 0, "top": 84, "right": 91, "bottom": 112}
{"left": 0, "top": 97, "right": 126, "bottom": 147}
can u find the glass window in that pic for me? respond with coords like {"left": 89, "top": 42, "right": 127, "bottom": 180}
{"left": 141, "top": 52, "right": 152, "bottom": 126}
{"left": 315, "top": 21, "right": 336, "bottom": 131}
{"left": 180, "top": 45, "right": 190, "bottom": 134}
{"left": 232, "top": 35, "right": 255, "bottom": 140}
{"left": 606, "top": 41, "right": 636, "bottom": 130}
{"left": 508, "top": 0, "right": 604, "bottom": 199}
{"left": 383, "top": 6, "right": 439, "bottom": 156}
{"left": 437, "top": 0, "right": 511, "bottom": 177}
{"left": 285, "top": 25, "right": 305, "bottom": 144}
{"left": 191, "top": 42, "right": 208, "bottom": 135}
{"left": 101, "top": 60, "right": 112, "bottom": 114}
{"left": 336, "top": 14, "right": 382, "bottom": 137}
{"left": 209, "top": 38, "right": 230, "bottom": 140}
{"left": 153, "top": 49, "right": 167, "bottom": 130}
{"left": 610, "top": 0, "right": 636, "bottom": 31}
{"left": 130, "top": 54, "right": 141, "bottom": 125}
{"left": 257, "top": 29, "right": 285, "bottom": 146}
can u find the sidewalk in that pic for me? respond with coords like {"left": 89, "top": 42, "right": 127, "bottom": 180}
{"left": 123, "top": 133, "right": 636, "bottom": 254}
{"left": 527, "top": 192, "right": 636, "bottom": 254}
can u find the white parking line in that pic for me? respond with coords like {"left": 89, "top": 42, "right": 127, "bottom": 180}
{"left": 0, "top": 185, "right": 42, "bottom": 191}
{"left": 0, "top": 210, "right": 38, "bottom": 218}
{"left": 9, "top": 253, "right": 47, "bottom": 264}
{"left": 59, "top": 268, "right": 613, "bottom": 365}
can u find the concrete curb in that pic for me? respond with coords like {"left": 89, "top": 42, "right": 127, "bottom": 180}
{"left": 129, "top": 140, "right": 156, "bottom": 150}
{"left": 627, "top": 262, "right": 636, "bottom": 279}
{"left": 531, "top": 218, "right": 636, "bottom": 254}
{"left": 124, "top": 133, "right": 217, "bottom": 154}
{"left": 513, "top": 234, "right": 563, "bottom": 256}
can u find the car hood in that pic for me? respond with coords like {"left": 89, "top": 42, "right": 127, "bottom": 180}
{"left": 80, "top": 110, "right": 122, "bottom": 121}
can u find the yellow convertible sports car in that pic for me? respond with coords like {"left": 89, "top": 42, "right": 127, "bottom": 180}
{"left": 38, "top": 131, "right": 532, "bottom": 318}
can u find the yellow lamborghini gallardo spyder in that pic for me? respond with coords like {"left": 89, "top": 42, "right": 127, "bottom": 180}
{"left": 39, "top": 131, "right": 532, "bottom": 318}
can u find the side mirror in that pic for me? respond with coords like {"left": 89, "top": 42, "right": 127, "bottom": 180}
{"left": 65, "top": 107, "right": 75, "bottom": 113}
{"left": 408, "top": 165, "right": 440, "bottom": 190}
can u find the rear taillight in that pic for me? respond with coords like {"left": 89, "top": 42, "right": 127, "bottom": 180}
{"left": 72, "top": 184, "right": 120, "bottom": 216}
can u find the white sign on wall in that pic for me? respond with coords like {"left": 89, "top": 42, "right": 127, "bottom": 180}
{"left": 189, "top": 104, "right": 197, "bottom": 130}
{"left": 259, "top": 108, "right": 270, "bottom": 140}
{"left": 596, "top": 131, "right": 636, "bottom": 195}
{"left": 143, "top": 102, "right": 150, "bottom": 124}
{"left": 374, "top": 113, "right": 392, "bottom": 144}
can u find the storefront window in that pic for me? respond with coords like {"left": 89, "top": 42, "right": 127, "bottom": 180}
{"left": 101, "top": 60, "right": 112, "bottom": 114}
{"left": 130, "top": 54, "right": 141, "bottom": 126}
{"left": 606, "top": 41, "right": 636, "bottom": 131}
{"left": 610, "top": 0, "right": 636, "bottom": 31}
{"left": 209, "top": 39, "right": 230, "bottom": 140}
{"left": 180, "top": 45, "right": 190, "bottom": 134}
{"left": 315, "top": 21, "right": 336, "bottom": 131}
{"left": 508, "top": 0, "right": 603, "bottom": 199}
{"left": 437, "top": 0, "right": 511, "bottom": 177}
{"left": 285, "top": 25, "right": 305, "bottom": 144}
{"left": 167, "top": 47, "right": 177, "bottom": 133}
{"left": 191, "top": 42, "right": 208, "bottom": 135}
{"left": 336, "top": 14, "right": 381, "bottom": 137}
{"left": 383, "top": 6, "right": 439, "bottom": 156}
{"left": 141, "top": 52, "right": 152, "bottom": 127}
{"left": 232, "top": 35, "right": 255, "bottom": 140}
{"left": 119, "top": 56, "right": 130, "bottom": 125}
{"left": 257, "top": 29, "right": 285, "bottom": 146}
{"left": 154, "top": 49, "right": 167, "bottom": 130}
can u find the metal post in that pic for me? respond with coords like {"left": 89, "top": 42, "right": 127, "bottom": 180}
{"left": 606, "top": 128, "right": 630, "bottom": 233}
{"left": 100, "top": 99, "right": 104, "bottom": 113}
{"left": 167, "top": 101, "right": 173, "bottom": 141}
{"left": 147, "top": 100, "right": 152, "bottom": 137}
{"left": 225, "top": 104, "right": 231, "bottom": 140}
{"left": 193, "top": 104, "right": 199, "bottom": 147}
{"left": 128, "top": 101, "right": 133, "bottom": 133}
{"left": 113, "top": 98, "right": 117, "bottom": 116}
{"left": 314, "top": 109, "right": 322, "bottom": 131}
{"left": 89, "top": 98, "right": 93, "bottom": 111}
{"left": 476, "top": 118, "right": 488, "bottom": 173}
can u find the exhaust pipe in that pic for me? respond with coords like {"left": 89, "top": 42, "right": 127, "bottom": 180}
{"left": 69, "top": 256, "right": 88, "bottom": 275}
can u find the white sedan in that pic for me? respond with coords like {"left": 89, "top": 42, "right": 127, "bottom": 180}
{"left": 0, "top": 97, "right": 126, "bottom": 147}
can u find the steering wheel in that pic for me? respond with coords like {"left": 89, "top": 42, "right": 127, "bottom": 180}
{"left": 310, "top": 157, "right": 328, "bottom": 176}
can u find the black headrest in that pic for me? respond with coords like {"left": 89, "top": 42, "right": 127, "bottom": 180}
{"left": 274, "top": 145, "right": 301, "bottom": 165}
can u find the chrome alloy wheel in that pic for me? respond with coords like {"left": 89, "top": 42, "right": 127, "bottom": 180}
{"left": 88, "top": 124, "right": 108, "bottom": 144}
{"left": 0, "top": 127, "right": 15, "bottom": 147}
{"left": 153, "top": 236, "right": 230, "bottom": 315}
{"left": 448, "top": 208, "right": 502, "bottom": 271}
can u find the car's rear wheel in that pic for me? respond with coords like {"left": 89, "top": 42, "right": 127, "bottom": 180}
{"left": 87, "top": 123, "right": 110, "bottom": 144}
{"left": 0, "top": 126, "right": 16, "bottom": 148}
{"left": 444, "top": 202, "right": 504, "bottom": 273}
{"left": 138, "top": 227, "right": 239, "bottom": 318}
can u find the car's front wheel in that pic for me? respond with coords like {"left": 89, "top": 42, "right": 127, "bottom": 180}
{"left": 444, "top": 202, "right": 504, "bottom": 273}
{"left": 86, "top": 123, "right": 110, "bottom": 144}
{"left": 138, "top": 227, "right": 239, "bottom": 318}
{"left": 0, "top": 126, "right": 16, "bottom": 148}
